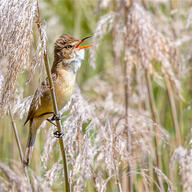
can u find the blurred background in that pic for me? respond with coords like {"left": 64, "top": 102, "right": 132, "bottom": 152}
{"left": 1, "top": 0, "right": 192, "bottom": 191}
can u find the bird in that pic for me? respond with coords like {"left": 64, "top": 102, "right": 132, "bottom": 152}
{"left": 23, "top": 34, "right": 92, "bottom": 167}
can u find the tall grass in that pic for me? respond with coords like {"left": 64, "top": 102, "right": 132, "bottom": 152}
{"left": 1, "top": 0, "right": 192, "bottom": 191}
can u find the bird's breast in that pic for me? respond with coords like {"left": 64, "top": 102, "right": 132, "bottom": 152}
{"left": 55, "top": 70, "right": 76, "bottom": 109}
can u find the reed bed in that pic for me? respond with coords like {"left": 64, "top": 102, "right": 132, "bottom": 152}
{"left": 1, "top": 0, "right": 192, "bottom": 191}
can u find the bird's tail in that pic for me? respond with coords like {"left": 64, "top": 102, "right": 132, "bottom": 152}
{"left": 23, "top": 126, "right": 37, "bottom": 167}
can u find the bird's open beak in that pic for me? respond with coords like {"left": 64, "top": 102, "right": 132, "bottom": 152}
{"left": 75, "top": 36, "right": 92, "bottom": 49}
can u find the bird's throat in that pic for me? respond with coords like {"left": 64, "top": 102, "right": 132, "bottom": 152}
{"left": 51, "top": 59, "right": 82, "bottom": 74}
{"left": 52, "top": 49, "right": 85, "bottom": 74}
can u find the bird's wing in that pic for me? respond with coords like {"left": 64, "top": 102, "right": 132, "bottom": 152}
{"left": 24, "top": 74, "right": 57, "bottom": 125}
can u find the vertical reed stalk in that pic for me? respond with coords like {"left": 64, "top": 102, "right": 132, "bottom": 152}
{"left": 114, "top": 161, "right": 122, "bottom": 192}
{"left": 142, "top": 172, "right": 149, "bottom": 192}
{"left": 123, "top": 67, "right": 133, "bottom": 192}
{"left": 164, "top": 74, "right": 181, "bottom": 146}
{"left": 148, "top": 157, "right": 154, "bottom": 192}
{"left": 112, "top": 135, "right": 122, "bottom": 192}
{"left": 36, "top": 2, "right": 70, "bottom": 192}
{"left": 123, "top": 1, "right": 133, "bottom": 191}
{"left": 144, "top": 70, "right": 164, "bottom": 191}
{"left": 9, "top": 108, "right": 23, "bottom": 162}
{"left": 8, "top": 107, "right": 32, "bottom": 191}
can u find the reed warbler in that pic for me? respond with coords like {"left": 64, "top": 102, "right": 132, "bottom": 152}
{"left": 23, "top": 34, "right": 92, "bottom": 166}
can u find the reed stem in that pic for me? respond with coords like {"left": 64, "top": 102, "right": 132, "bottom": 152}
{"left": 36, "top": 2, "right": 70, "bottom": 192}
{"left": 123, "top": 1, "right": 133, "bottom": 191}
{"left": 144, "top": 70, "right": 164, "bottom": 191}
{"left": 164, "top": 74, "right": 181, "bottom": 146}
{"left": 8, "top": 107, "right": 32, "bottom": 192}
{"left": 123, "top": 66, "right": 133, "bottom": 192}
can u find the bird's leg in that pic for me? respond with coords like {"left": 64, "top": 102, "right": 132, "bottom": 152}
{"left": 46, "top": 118, "right": 56, "bottom": 127}
{"left": 47, "top": 113, "right": 64, "bottom": 138}
{"left": 47, "top": 119, "right": 64, "bottom": 138}
{"left": 51, "top": 113, "right": 61, "bottom": 121}
{"left": 46, "top": 112, "right": 61, "bottom": 125}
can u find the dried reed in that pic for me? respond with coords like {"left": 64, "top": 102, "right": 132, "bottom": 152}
{"left": 9, "top": 107, "right": 33, "bottom": 191}
{"left": 1, "top": 0, "right": 190, "bottom": 191}
{"left": 123, "top": 1, "right": 133, "bottom": 191}
{"left": 35, "top": 2, "right": 70, "bottom": 191}
{"left": 172, "top": 144, "right": 192, "bottom": 192}
{"left": 0, "top": 0, "right": 36, "bottom": 110}
{"left": 144, "top": 70, "right": 164, "bottom": 191}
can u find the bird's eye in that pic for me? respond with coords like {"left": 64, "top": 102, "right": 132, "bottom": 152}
{"left": 65, "top": 45, "right": 73, "bottom": 49}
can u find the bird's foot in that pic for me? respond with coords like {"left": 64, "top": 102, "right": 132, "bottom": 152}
{"left": 51, "top": 113, "right": 61, "bottom": 121}
{"left": 53, "top": 131, "right": 64, "bottom": 138}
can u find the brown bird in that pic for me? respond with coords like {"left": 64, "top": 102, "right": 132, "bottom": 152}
{"left": 23, "top": 34, "right": 92, "bottom": 166}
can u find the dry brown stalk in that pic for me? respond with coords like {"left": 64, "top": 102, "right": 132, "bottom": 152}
{"left": 112, "top": 153, "right": 122, "bottom": 192}
{"left": 148, "top": 156, "right": 154, "bottom": 192}
{"left": 123, "top": 1, "right": 133, "bottom": 191}
{"left": 144, "top": 70, "right": 164, "bottom": 191}
{"left": 123, "top": 66, "right": 133, "bottom": 192}
{"left": 9, "top": 107, "right": 23, "bottom": 163}
{"left": 36, "top": 2, "right": 70, "bottom": 192}
{"left": 8, "top": 107, "right": 32, "bottom": 192}
{"left": 164, "top": 74, "right": 181, "bottom": 146}
{"left": 141, "top": 168, "right": 149, "bottom": 192}
{"left": 145, "top": 71, "right": 161, "bottom": 166}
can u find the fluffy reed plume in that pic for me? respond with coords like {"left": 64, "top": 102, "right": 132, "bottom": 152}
{"left": 44, "top": 162, "right": 63, "bottom": 186}
{"left": 0, "top": 162, "right": 52, "bottom": 192}
{"left": 0, "top": 0, "right": 37, "bottom": 110}
{"left": 0, "top": 162, "right": 29, "bottom": 192}
{"left": 40, "top": 125, "right": 57, "bottom": 169}
{"left": 1, "top": 0, "right": 191, "bottom": 191}
{"left": 89, "top": 12, "right": 116, "bottom": 67}
{"left": 125, "top": 2, "right": 182, "bottom": 97}
{"left": 92, "top": 1, "right": 182, "bottom": 96}
{"left": 39, "top": 73, "right": 169, "bottom": 191}
{"left": 11, "top": 89, "right": 33, "bottom": 119}
{"left": 41, "top": 86, "right": 98, "bottom": 189}
{"left": 89, "top": 3, "right": 181, "bottom": 190}
{"left": 27, "top": 23, "right": 47, "bottom": 83}
{"left": 84, "top": 67, "right": 169, "bottom": 162}
{"left": 172, "top": 144, "right": 192, "bottom": 192}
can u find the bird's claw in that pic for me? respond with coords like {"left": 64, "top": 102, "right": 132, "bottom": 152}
{"left": 53, "top": 131, "right": 64, "bottom": 138}
{"left": 51, "top": 113, "right": 61, "bottom": 121}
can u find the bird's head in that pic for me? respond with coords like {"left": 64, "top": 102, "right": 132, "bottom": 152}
{"left": 53, "top": 34, "right": 92, "bottom": 73}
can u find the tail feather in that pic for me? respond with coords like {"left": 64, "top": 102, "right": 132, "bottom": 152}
{"left": 23, "top": 128, "right": 37, "bottom": 167}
